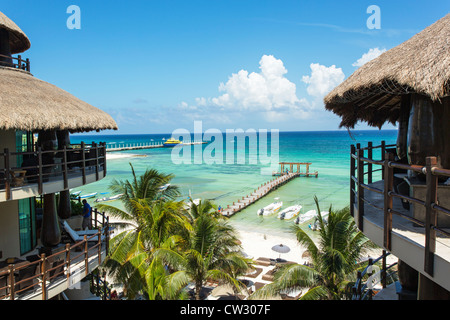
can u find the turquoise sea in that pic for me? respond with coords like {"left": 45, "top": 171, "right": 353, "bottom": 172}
{"left": 71, "top": 130, "right": 397, "bottom": 237}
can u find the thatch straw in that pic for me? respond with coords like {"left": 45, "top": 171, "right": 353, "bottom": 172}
{"left": 0, "top": 67, "right": 118, "bottom": 133}
{"left": 0, "top": 11, "right": 30, "bottom": 54}
{"left": 324, "top": 13, "right": 450, "bottom": 128}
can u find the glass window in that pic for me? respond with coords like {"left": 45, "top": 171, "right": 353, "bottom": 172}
{"left": 18, "top": 198, "right": 36, "bottom": 255}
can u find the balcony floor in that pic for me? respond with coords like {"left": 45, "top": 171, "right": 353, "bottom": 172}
{"left": 356, "top": 180, "right": 450, "bottom": 291}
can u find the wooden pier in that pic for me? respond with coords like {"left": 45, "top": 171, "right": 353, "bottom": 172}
{"left": 220, "top": 162, "right": 318, "bottom": 217}
{"left": 106, "top": 140, "right": 206, "bottom": 152}
{"left": 273, "top": 162, "right": 318, "bottom": 177}
{"left": 221, "top": 172, "right": 300, "bottom": 217}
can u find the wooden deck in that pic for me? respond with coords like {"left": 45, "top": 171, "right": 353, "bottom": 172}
{"left": 106, "top": 141, "right": 206, "bottom": 152}
{"left": 221, "top": 172, "right": 299, "bottom": 217}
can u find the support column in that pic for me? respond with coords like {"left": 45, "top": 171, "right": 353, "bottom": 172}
{"left": 418, "top": 273, "right": 450, "bottom": 300}
{"left": 41, "top": 193, "right": 61, "bottom": 248}
{"left": 57, "top": 130, "right": 71, "bottom": 219}
{"left": 396, "top": 259, "right": 418, "bottom": 300}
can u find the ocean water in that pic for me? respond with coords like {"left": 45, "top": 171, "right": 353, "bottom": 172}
{"left": 71, "top": 130, "right": 397, "bottom": 237}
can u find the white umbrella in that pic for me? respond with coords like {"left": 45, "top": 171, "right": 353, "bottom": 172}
{"left": 271, "top": 244, "right": 290, "bottom": 260}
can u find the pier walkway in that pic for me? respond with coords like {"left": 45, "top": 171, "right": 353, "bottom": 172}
{"left": 220, "top": 162, "right": 318, "bottom": 217}
{"left": 106, "top": 140, "right": 206, "bottom": 152}
{"left": 221, "top": 172, "right": 299, "bottom": 217}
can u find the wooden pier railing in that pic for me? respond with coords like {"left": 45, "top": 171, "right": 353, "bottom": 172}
{"left": 0, "top": 53, "right": 30, "bottom": 71}
{"left": 221, "top": 172, "right": 300, "bottom": 217}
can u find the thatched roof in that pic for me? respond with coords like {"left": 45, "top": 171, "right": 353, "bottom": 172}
{"left": 0, "top": 11, "right": 30, "bottom": 54}
{"left": 0, "top": 67, "right": 118, "bottom": 133}
{"left": 324, "top": 13, "right": 450, "bottom": 129}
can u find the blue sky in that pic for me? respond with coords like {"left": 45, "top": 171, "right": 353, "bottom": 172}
{"left": 2, "top": 0, "right": 449, "bottom": 134}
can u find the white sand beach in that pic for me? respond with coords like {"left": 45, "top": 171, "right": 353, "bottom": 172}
{"left": 106, "top": 152, "right": 146, "bottom": 160}
{"left": 236, "top": 229, "right": 305, "bottom": 264}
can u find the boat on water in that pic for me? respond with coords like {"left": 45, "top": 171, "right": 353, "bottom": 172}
{"left": 70, "top": 190, "right": 82, "bottom": 196}
{"left": 79, "top": 192, "right": 98, "bottom": 199}
{"left": 94, "top": 194, "right": 123, "bottom": 203}
{"left": 257, "top": 199, "right": 283, "bottom": 216}
{"left": 159, "top": 183, "right": 170, "bottom": 191}
{"left": 294, "top": 209, "right": 317, "bottom": 224}
{"left": 184, "top": 198, "right": 201, "bottom": 210}
{"left": 309, "top": 212, "right": 329, "bottom": 231}
{"left": 278, "top": 205, "right": 302, "bottom": 220}
{"left": 163, "top": 138, "right": 181, "bottom": 147}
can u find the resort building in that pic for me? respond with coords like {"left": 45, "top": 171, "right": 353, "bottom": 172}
{"left": 0, "top": 11, "right": 117, "bottom": 300}
{"left": 325, "top": 14, "right": 450, "bottom": 300}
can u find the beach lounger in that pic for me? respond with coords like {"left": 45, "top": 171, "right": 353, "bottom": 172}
{"left": 62, "top": 221, "right": 105, "bottom": 242}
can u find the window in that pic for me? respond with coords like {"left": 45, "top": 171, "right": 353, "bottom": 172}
{"left": 18, "top": 198, "right": 36, "bottom": 255}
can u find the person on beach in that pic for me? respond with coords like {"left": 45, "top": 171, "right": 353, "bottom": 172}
{"left": 82, "top": 199, "right": 92, "bottom": 230}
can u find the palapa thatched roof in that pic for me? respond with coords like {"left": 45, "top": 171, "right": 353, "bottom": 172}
{"left": 0, "top": 67, "right": 118, "bottom": 133}
{"left": 0, "top": 11, "right": 30, "bottom": 54}
{"left": 324, "top": 13, "right": 450, "bottom": 129}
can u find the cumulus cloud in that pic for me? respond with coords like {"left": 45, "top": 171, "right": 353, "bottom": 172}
{"left": 207, "top": 55, "right": 302, "bottom": 112}
{"left": 301, "top": 63, "right": 345, "bottom": 99}
{"left": 352, "top": 47, "right": 387, "bottom": 67}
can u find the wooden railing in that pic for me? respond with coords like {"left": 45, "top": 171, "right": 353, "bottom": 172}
{"left": 0, "top": 142, "right": 107, "bottom": 200}
{"left": 351, "top": 142, "right": 450, "bottom": 276}
{"left": 0, "top": 53, "right": 30, "bottom": 72}
{"left": 0, "top": 209, "right": 110, "bottom": 300}
{"left": 353, "top": 251, "right": 398, "bottom": 300}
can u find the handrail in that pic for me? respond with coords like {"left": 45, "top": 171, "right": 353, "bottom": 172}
{"left": 0, "top": 142, "right": 107, "bottom": 200}
{"left": 353, "top": 251, "right": 398, "bottom": 300}
{"left": 0, "top": 53, "right": 30, "bottom": 71}
{"left": 350, "top": 141, "right": 450, "bottom": 277}
{"left": 0, "top": 208, "right": 110, "bottom": 300}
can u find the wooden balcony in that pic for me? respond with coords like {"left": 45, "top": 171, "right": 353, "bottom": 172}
{"left": 0, "top": 209, "right": 111, "bottom": 300}
{"left": 0, "top": 142, "right": 107, "bottom": 201}
{"left": 351, "top": 142, "right": 450, "bottom": 292}
{"left": 0, "top": 53, "right": 30, "bottom": 72}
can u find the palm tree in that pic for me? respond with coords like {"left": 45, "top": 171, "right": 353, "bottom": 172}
{"left": 95, "top": 164, "right": 187, "bottom": 298}
{"left": 250, "top": 196, "right": 376, "bottom": 300}
{"left": 154, "top": 205, "right": 251, "bottom": 300}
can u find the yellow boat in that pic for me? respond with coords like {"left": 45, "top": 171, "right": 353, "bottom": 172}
{"left": 163, "top": 138, "right": 181, "bottom": 147}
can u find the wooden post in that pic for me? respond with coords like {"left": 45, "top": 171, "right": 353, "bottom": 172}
{"left": 350, "top": 145, "right": 356, "bottom": 218}
{"left": 93, "top": 142, "right": 99, "bottom": 181}
{"left": 383, "top": 153, "right": 394, "bottom": 251}
{"left": 63, "top": 146, "right": 68, "bottom": 189}
{"left": 41, "top": 254, "right": 47, "bottom": 300}
{"left": 65, "top": 243, "right": 71, "bottom": 285}
{"left": 382, "top": 250, "right": 387, "bottom": 289}
{"left": 84, "top": 235, "right": 89, "bottom": 276}
{"left": 8, "top": 265, "right": 14, "bottom": 300}
{"left": 81, "top": 142, "right": 86, "bottom": 185}
{"left": 356, "top": 145, "right": 365, "bottom": 231}
{"left": 4, "top": 148, "right": 11, "bottom": 200}
{"left": 37, "top": 147, "right": 43, "bottom": 194}
{"left": 381, "top": 141, "right": 386, "bottom": 179}
{"left": 368, "top": 142, "right": 373, "bottom": 184}
{"left": 424, "top": 156, "right": 438, "bottom": 276}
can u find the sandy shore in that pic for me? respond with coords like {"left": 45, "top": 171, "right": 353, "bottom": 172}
{"left": 236, "top": 228, "right": 306, "bottom": 264}
{"left": 106, "top": 152, "right": 146, "bottom": 160}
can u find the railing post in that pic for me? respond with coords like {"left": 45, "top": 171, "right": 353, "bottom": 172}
{"left": 26, "top": 58, "right": 30, "bottom": 72}
{"left": 17, "top": 55, "right": 22, "bottom": 69}
{"left": 367, "top": 142, "right": 373, "bottom": 184}
{"left": 8, "top": 265, "right": 14, "bottom": 300}
{"left": 4, "top": 148, "right": 11, "bottom": 200}
{"left": 41, "top": 253, "right": 47, "bottom": 300}
{"left": 350, "top": 144, "right": 356, "bottom": 218}
{"left": 81, "top": 142, "right": 86, "bottom": 185}
{"left": 424, "top": 156, "right": 438, "bottom": 276}
{"left": 84, "top": 235, "right": 89, "bottom": 277}
{"left": 382, "top": 250, "right": 387, "bottom": 289}
{"left": 383, "top": 152, "right": 394, "bottom": 251}
{"left": 93, "top": 142, "right": 99, "bottom": 181}
{"left": 63, "top": 146, "right": 68, "bottom": 190}
{"left": 356, "top": 145, "right": 364, "bottom": 231}
{"left": 37, "top": 147, "right": 43, "bottom": 194}
{"left": 381, "top": 141, "right": 386, "bottom": 179}
{"left": 65, "top": 243, "right": 71, "bottom": 286}
{"left": 356, "top": 271, "right": 362, "bottom": 300}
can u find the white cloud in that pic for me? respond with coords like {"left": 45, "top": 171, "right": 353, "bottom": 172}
{"left": 301, "top": 63, "right": 345, "bottom": 99}
{"left": 196, "top": 55, "right": 310, "bottom": 121}
{"left": 352, "top": 47, "right": 387, "bottom": 67}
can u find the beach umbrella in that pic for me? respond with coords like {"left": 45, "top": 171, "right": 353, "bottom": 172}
{"left": 271, "top": 244, "right": 290, "bottom": 259}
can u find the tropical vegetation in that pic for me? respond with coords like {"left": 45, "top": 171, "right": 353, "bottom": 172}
{"left": 249, "top": 196, "right": 377, "bottom": 300}
{"left": 96, "top": 164, "right": 252, "bottom": 300}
